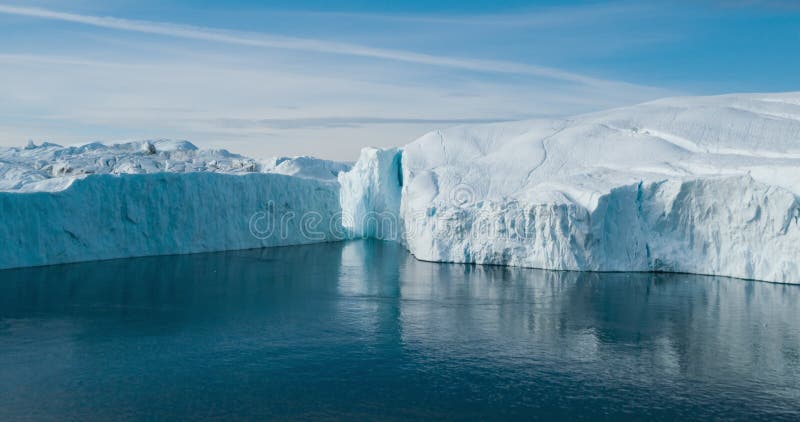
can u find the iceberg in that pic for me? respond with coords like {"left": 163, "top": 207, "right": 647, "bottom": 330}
{"left": 0, "top": 140, "right": 347, "bottom": 269}
{"left": 1, "top": 93, "right": 799, "bottom": 283}
{"left": 341, "top": 92, "right": 800, "bottom": 283}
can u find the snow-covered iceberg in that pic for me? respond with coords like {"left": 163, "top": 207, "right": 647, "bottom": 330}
{"left": 2, "top": 93, "right": 799, "bottom": 283}
{"left": 0, "top": 139, "right": 348, "bottom": 192}
{"left": 340, "top": 92, "right": 800, "bottom": 283}
{"left": 0, "top": 140, "right": 347, "bottom": 269}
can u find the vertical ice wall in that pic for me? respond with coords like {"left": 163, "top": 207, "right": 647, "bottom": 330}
{"left": 337, "top": 147, "right": 403, "bottom": 241}
{"left": 0, "top": 172, "right": 343, "bottom": 269}
{"left": 338, "top": 144, "right": 800, "bottom": 283}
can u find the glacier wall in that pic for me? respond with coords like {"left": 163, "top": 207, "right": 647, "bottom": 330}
{"left": 338, "top": 147, "right": 402, "bottom": 240}
{"left": 397, "top": 175, "right": 800, "bottom": 283}
{"left": 336, "top": 92, "right": 800, "bottom": 284}
{"left": 0, "top": 172, "right": 343, "bottom": 269}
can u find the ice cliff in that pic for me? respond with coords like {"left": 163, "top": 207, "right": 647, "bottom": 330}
{"left": 2, "top": 93, "right": 800, "bottom": 283}
{"left": 340, "top": 92, "right": 800, "bottom": 283}
{"left": 0, "top": 140, "right": 346, "bottom": 268}
{"left": 338, "top": 147, "right": 402, "bottom": 240}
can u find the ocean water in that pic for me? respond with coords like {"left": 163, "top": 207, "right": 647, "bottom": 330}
{"left": 0, "top": 240, "right": 799, "bottom": 420}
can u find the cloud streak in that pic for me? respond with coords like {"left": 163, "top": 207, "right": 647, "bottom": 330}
{"left": 269, "top": 2, "right": 653, "bottom": 28}
{"left": 0, "top": 3, "right": 644, "bottom": 89}
{"left": 217, "top": 116, "right": 528, "bottom": 130}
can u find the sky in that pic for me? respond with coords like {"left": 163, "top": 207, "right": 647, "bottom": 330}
{"left": 0, "top": 0, "right": 798, "bottom": 160}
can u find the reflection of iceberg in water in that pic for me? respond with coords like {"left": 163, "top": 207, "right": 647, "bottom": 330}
{"left": 330, "top": 240, "right": 800, "bottom": 410}
{"left": 394, "top": 255, "right": 800, "bottom": 407}
{"left": 1, "top": 240, "right": 799, "bottom": 418}
{"left": 336, "top": 240, "right": 405, "bottom": 348}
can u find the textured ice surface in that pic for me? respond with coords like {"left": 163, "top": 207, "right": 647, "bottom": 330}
{"left": 0, "top": 172, "right": 343, "bottom": 269}
{"left": 342, "top": 92, "right": 800, "bottom": 283}
{"left": 260, "top": 156, "right": 351, "bottom": 181}
{"left": 0, "top": 139, "right": 350, "bottom": 192}
{"left": 0, "top": 140, "right": 347, "bottom": 269}
{"left": 338, "top": 147, "right": 402, "bottom": 240}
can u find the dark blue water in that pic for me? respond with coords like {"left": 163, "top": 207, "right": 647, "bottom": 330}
{"left": 1, "top": 240, "right": 799, "bottom": 420}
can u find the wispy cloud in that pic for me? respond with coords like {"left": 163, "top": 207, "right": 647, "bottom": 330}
{"left": 267, "top": 1, "right": 654, "bottom": 28}
{"left": 217, "top": 116, "right": 527, "bottom": 130}
{"left": 0, "top": 47, "right": 671, "bottom": 158}
{"left": 0, "top": 3, "right": 683, "bottom": 159}
{"left": 0, "top": 3, "right": 649, "bottom": 88}
{"left": 714, "top": 0, "right": 800, "bottom": 9}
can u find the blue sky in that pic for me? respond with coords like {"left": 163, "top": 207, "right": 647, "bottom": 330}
{"left": 0, "top": 0, "right": 798, "bottom": 159}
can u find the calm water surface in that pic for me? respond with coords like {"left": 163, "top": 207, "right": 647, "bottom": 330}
{"left": 1, "top": 240, "right": 799, "bottom": 420}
